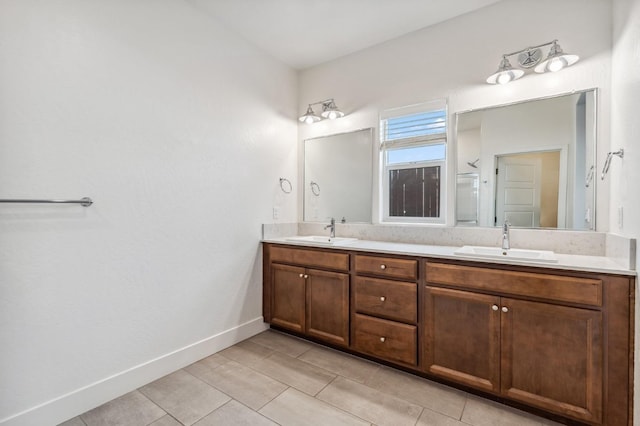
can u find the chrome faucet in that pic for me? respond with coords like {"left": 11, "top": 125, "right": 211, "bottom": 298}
{"left": 324, "top": 217, "right": 336, "bottom": 238}
{"left": 501, "top": 220, "right": 511, "bottom": 250}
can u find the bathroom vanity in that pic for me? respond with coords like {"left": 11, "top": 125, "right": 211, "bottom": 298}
{"left": 262, "top": 240, "right": 634, "bottom": 426}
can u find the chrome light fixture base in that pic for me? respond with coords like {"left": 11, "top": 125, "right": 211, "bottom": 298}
{"left": 299, "top": 98, "right": 344, "bottom": 124}
{"left": 486, "top": 40, "right": 579, "bottom": 85}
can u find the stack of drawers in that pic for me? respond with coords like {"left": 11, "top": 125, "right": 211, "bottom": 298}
{"left": 352, "top": 254, "right": 419, "bottom": 367}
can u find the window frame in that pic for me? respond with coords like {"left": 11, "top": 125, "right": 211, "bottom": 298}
{"left": 380, "top": 102, "right": 448, "bottom": 224}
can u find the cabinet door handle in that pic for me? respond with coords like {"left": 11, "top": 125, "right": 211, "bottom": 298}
{"left": 303, "top": 274, "right": 309, "bottom": 279}
{"left": 299, "top": 273, "right": 304, "bottom": 278}
{"left": 492, "top": 304, "right": 499, "bottom": 311}
{"left": 380, "top": 296, "right": 386, "bottom": 302}
{"left": 379, "top": 337, "right": 386, "bottom": 343}
{"left": 380, "top": 264, "right": 387, "bottom": 270}
{"left": 501, "top": 306, "right": 509, "bottom": 313}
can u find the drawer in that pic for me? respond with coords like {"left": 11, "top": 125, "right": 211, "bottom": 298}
{"left": 426, "top": 262, "right": 602, "bottom": 307}
{"left": 354, "top": 276, "right": 417, "bottom": 323}
{"left": 353, "top": 313, "right": 417, "bottom": 366}
{"left": 270, "top": 246, "right": 349, "bottom": 271}
{"left": 355, "top": 255, "right": 417, "bottom": 280}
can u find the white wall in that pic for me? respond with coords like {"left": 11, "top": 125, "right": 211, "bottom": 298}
{"left": 611, "top": 0, "right": 640, "bottom": 420}
{"left": 0, "top": 1, "right": 298, "bottom": 424}
{"left": 298, "top": 0, "right": 612, "bottom": 230}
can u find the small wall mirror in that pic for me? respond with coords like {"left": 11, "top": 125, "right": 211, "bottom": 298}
{"left": 455, "top": 89, "right": 596, "bottom": 230}
{"left": 304, "top": 128, "right": 374, "bottom": 223}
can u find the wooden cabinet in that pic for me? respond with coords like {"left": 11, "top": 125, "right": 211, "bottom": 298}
{"left": 425, "top": 262, "right": 609, "bottom": 424}
{"left": 424, "top": 287, "right": 501, "bottom": 393}
{"left": 306, "top": 268, "right": 349, "bottom": 346}
{"left": 501, "top": 297, "right": 602, "bottom": 423}
{"left": 271, "top": 264, "right": 306, "bottom": 333}
{"left": 265, "top": 245, "right": 350, "bottom": 347}
{"left": 352, "top": 254, "right": 419, "bottom": 367}
{"left": 263, "top": 243, "right": 633, "bottom": 426}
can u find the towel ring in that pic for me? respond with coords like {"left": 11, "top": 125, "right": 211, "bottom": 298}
{"left": 310, "top": 181, "right": 320, "bottom": 196}
{"left": 279, "top": 178, "right": 292, "bottom": 194}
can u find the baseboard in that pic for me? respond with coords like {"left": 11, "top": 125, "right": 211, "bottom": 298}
{"left": 0, "top": 317, "right": 269, "bottom": 426}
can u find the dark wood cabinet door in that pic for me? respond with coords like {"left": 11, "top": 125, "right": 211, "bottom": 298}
{"left": 500, "top": 298, "right": 603, "bottom": 424}
{"left": 306, "top": 268, "right": 350, "bottom": 346}
{"left": 424, "top": 286, "right": 501, "bottom": 393}
{"left": 271, "top": 263, "right": 306, "bottom": 333}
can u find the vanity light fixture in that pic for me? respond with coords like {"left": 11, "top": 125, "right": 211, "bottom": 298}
{"left": 299, "top": 98, "right": 344, "bottom": 124}
{"left": 486, "top": 40, "right": 579, "bottom": 85}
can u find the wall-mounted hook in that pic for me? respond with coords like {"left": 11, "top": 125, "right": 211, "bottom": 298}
{"left": 601, "top": 149, "right": 624, "bottom": 180}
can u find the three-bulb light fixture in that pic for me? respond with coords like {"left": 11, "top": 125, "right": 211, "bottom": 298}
{"left": 298, "top": 98, "right": 345, "bottom": 124}
{"left": 486, "top": 39, "right": 579, "bottom": 85}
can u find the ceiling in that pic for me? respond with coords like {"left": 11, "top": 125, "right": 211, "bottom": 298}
{"left": 189, "top": 0, "right": 504, "bottom": 70}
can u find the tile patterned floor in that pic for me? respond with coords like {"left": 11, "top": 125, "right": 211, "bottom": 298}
{"left": 60, "top": 330, "right": 562, "bottom": 426}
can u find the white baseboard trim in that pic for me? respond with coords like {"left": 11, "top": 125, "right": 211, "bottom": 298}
{"left": 1, "top": 317, "right": 269, "bottom": 426}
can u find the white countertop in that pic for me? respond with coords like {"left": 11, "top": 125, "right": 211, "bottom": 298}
{"left": 262, "top": 237, "right": 636, "bottom": 276}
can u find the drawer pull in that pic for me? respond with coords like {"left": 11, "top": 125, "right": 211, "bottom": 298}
{"left": 380, "top": 296, "right": 386, "bottom": 302}
{"left": 502, "top": 306, "right": 509, "bottom": 313}
{"left": 380, "top": 264, "right": 387, "bottom": 270}
{"left": 492, "top": 304, "right": 499, "bottom": 311}
{"left": 380, "top": 337, "right": 386, "bottom": 343}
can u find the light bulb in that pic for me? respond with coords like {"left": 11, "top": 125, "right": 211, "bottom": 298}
{"left": 497, "top": 72, "right": 513, "bottom": 85}
{"left": 547, "top": 58, "right": 565, "bottom": 72}
{"left": 304, "top": 116, "right": 315, "bottom": 124}
{"left": 327, "top": 111, "right": 338, "bottom": 120}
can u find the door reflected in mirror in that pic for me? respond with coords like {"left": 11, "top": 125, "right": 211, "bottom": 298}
{"left": 304, "top": 128, "right": 374, "bottom": 223}
{"left": 455, "top": 89, "right": 596, "bottom": 230}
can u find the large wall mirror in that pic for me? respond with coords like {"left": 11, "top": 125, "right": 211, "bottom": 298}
{"left": 455, "top": 89, "right": 596, "bottom": 230}
{"left": 304, "top": 128, "right": 374, "bottom": 223}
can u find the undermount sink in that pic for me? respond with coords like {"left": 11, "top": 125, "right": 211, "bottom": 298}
{"left": 285, "top": 235, "right": 358, "bottom": 246}
{"left": 454, "top": 246, "right": 558, "bottom": 263}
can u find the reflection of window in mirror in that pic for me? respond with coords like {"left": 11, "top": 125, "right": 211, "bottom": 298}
{"left": 380, "top": 101, "right": 447, "bottom": 223}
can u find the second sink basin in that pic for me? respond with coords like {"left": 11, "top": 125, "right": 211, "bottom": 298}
{"left": 285, "top": 235, "right": 358, "bottom": 246}
{"left": 454, "top": 246, "right": 558, "bottom": 263}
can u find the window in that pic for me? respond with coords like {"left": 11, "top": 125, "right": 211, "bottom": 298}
{"left": 380, "top": 102, "right": 447, "bottom": 223}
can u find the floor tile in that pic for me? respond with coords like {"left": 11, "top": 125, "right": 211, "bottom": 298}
{"left": 80, "top": 390, "right": 165, "bottom": 426}
{"left": 250, "top": 351, "right": 336, "bottom": 396}
{"left": 57, "top": 417, "right": 87, "bottom": 426}
{"left": 317, "top": 376, "right": 422, "bottom": 426}
{"left": 194, "top": 400, "right": 278, "bottom": 426}
{"left": 416, "top": 408, "right": 467, "bottom": 426}
{"left": 149, "top": 415, "right": 182, "bottom": 426}
{"left": 218, "top": 339, "right": 275, "bottom": 366}
{"left": 366, "top": 366, "right": 467, "bottom": 419}
{"left": 184, "top": 353, "right": 230, "bottom": 378}
{"left": 260, "top": 387, "right": 370, "bottom": 426}
{"left": 298, "top": 346, "right": 379, "bottom": 383}
{"left": 249, "top": 330, "right": 314, "bottom": 357}
{"left": 188, "top": 360, "right": 288, "bottom": 410}
{"left": 461, "top": 396, "right": 545, "bottom": 426}
{"left": 139, "top": 370, "right": 230, "bottom": 425}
